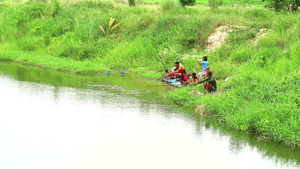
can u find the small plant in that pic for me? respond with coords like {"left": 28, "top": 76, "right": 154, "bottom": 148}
{"left": 99, "top": 17, "right": 123, "bottom": 37}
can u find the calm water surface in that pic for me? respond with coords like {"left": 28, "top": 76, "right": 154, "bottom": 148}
{"left": 0, "top": 61, "right": 299, "bottom": 169}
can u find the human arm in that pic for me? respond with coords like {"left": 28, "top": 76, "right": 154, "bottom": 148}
{"left": 194, "top": 78, "right": 208, "bottom": 85}
{"left": 198, "top": 78, "right": 206, "bottom": 84}
{"left": 164, "top": 71, "right": 173, "bottom": 77}
{"left": 205, "top": 76, "right": 215, "bottom": 83}
{"left": 174, "top": 69, "right": 180, "bottom": 73}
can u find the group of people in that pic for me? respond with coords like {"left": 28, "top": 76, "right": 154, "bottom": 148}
{"left": 164, "top": 56, "right": 217, "bottom": 93}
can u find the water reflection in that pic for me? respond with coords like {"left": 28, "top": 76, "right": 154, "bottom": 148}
{"left": 0, "top": 61, "right": 300, "bottom": 169}
{"left": 195, "top": 119, "right": 300, "bottom": 168}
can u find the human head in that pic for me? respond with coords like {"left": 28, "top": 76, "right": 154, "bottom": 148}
{"left": 192, "top": 73, "right": 197, "bottom": 79}
{"left": 165, "top": 69, "right": 169, "bottom": 73}
{"left": 206, "top": 66, "right": 210, "bottom": 71}
{"left": 174, "top": 62, "right": 180, "bottom": 68}
{"left": 206, "top": 70, "right": 213, "bottom": 77}
{"left": 203, "top": 56, "right": 207, "bottom": 61}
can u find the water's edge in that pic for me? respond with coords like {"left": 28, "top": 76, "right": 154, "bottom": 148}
{"left": 1, "top": 60, "right": 300, "bottom": 167}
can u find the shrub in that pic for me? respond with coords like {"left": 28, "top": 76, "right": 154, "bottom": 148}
{"left": 179, "top": 0, "right": 196, "bottom": 7}
{"left": 263, "top": 0, "right": 289, "bottom": 11}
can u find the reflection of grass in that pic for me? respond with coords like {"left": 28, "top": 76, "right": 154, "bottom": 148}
{"left": 0, "top": 0, "right": 299, "bottom": 147}
{"left": 0, "top": 60, "right": 170, "bottom": 102}
{"left": 200, "top": 118, "right": 300, "bottom": 165}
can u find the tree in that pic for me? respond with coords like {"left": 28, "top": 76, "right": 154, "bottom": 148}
{"left": 179, "top": 0, "right": 196, "bottom": 7}
{"left": 290, "top": 0, "right": 299, "bottom": 12}
{"left": 263, "top": 0, "right": 299, "bottom": 12}
{"left": 129, "top": 0, "right": 135, "bottom": 6}
{"left": 263, "top": 0, "right": 289, "bottom": 11}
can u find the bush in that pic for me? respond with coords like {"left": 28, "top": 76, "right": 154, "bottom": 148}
{"left": 179, "top": 0, "right": 196, "bottom": 7}
{"left": 263, "top": 0, "right": 289, "bottom": 11}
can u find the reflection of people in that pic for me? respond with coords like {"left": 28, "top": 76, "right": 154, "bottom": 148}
{"left": 197, "top": 56, "right": 208, "bottom": 78}
{"left": 195, "top": 70, "right": 217, "bottom": 93}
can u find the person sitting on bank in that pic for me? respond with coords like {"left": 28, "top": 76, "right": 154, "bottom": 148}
{"left": 205, "top": 66, "right": 213, "bottom": 77}
{"left": 187, "top": 73, "right": 200, "bottom": 85}
{"left": 194, "top": 70, "right": 217, "bottom": 93}
{"left": 177, "top": 69, "right": 188, "bottom": 84}
{"left": 164, "top": 69, "right": 175, "bottom": 79}
{"left": 164, "top": 62, "right": 184, "bottom": 78}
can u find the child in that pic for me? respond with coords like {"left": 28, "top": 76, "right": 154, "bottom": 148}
{"left": 197, "top": 56, "right": 208, "bottom": 79}
{"left": 188, "top": 73, "right": 200, "bottom": 85}
{"left": 164, "top": 69, "right": 174, "bottom": 79}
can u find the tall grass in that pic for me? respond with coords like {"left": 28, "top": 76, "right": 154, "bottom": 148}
{"left": 160, "top": 0, "right": 180, "bottom": 11}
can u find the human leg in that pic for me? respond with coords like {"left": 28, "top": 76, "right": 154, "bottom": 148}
{"left": 204, "top": 81, "right": 212, "bottom": 93}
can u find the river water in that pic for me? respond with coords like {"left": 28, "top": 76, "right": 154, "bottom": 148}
{"left": 0, "top": 61, "right": 299, "bottom": 169}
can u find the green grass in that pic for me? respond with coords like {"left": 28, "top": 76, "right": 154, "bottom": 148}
{"left": 139, "top": 0, "right": 264, "bottom": 5}
{"left": 0, "top": 0, "right": 299, "bottom": 147}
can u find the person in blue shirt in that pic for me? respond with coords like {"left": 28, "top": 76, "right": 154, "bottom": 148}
{"left": 197, "top": 56, "right": 208, "bottom": 78}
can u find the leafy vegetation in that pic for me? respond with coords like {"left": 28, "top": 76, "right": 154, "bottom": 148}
{"left": 99, "top": 17, "right": 123, "bottom": 37}
{"left": 179, "top": 0, "right": 196, "bottom": 6}
{"left": 262, "top": 0, "right": 300, "bottom": 11}
{"left": 0, "top": 0, "right": 299, "bottom": 147}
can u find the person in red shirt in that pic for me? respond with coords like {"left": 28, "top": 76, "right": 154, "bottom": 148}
{"left": 164, "top": 62, "right": 185, "bottom": 78}
{"left": 178, "top": 69, "right": 188, "bottom": 84}
{"left": 164, "top": 69, "right": 175, "bottom": 79}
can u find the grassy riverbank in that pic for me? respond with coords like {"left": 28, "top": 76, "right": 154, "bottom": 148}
{"left": 0, "top": 0, "right": 299, "bottom": 147}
